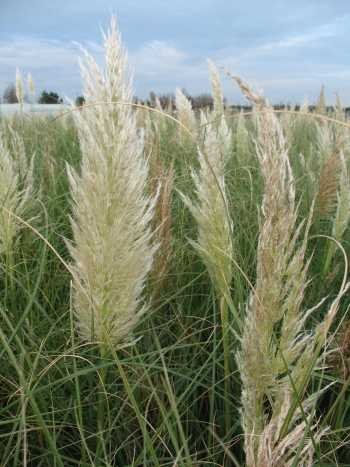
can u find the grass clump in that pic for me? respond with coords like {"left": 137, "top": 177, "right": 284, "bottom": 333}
{"left": 0, "top": 17, "right": 350, "bottom": 467}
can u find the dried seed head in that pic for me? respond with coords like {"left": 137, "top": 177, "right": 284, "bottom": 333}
{"left": 232, "top": 76, "right": 342, "bottom": 467}
{"left": 181, "top": 110, "right": 233, "bottom": 300}
{"left": 27, "top": 73, "right": 35, "bottom": 99}
{"left": 0, "top": 126, "right": 33, "bottom": 253}
{"left": 68, "top": 17, "right": 158, "bottom": 346}
{"left": 208, "top": 59, "right": 224, "bottom": 121}
{"left": 175, "top": 88, "right": 197, "bottom": 143}
{"left": 15, "top": 68, "right": 24, "bottom": 105}
{"left": 316, "top": 85, "right": 327, "bottom": 115}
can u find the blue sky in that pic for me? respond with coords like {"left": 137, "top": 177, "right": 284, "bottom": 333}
{"left": 1, "top": 0, "right": 350, "bottom": 104}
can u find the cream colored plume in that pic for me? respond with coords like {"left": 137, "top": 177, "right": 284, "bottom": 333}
{"left": 232, "top": 75, "right": 348, "bottom": 467}
{"left": 316, "top": 85, "right": 326, "bottom": 115}
{"left": 27, "top": 73, "right": 35, "bottom": 101}
{"left": 67, "top": 17, "right": 157, "bottom": 346}
{"left": 175, "top": 88, "right": 197, "bottom": 142}
{"left": 208, "top": 59, "right": 224, "bottom": 122}
{"left": 0, "top": 125, "right": 33, "bottom": 253}
{"left": 15, "top": 68, "right": 24, "bottom": 105}
{"left": 182, "top": 109, "right": 233, "bottom": 301}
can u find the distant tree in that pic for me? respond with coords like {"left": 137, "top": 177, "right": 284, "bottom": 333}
{"left": 75, "top": 95, "right": 85, "bottom": 107}
{"left": 158, "top": 93, "right": 175, "bottom": 110}
{"left": 180, "top": 88, "right": 189, "bottom": 98}
{"left": 3, "top": 84, "right": 18, "bottom": 103}
{"left": 38, "top": 90, "right": 63, "bottom": 104}
{"left": 149, "top": 91, "right": 157, "bottom": 107}
{"left": 191, "top": 93, "right": 213, "bottom": 110}
{"left": 133, "top": 96, "right": 145, "bottom": 106}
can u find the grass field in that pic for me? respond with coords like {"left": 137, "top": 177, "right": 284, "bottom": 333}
{"left": 1, "top": 20, "right": 350, "bottom": 467}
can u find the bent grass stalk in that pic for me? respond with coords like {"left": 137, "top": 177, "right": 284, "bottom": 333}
{"left": 233, "top": 76, "right": 319, "bottom": 466}
{"left": 233, "top": 75, "right": 350, "bottom": 467}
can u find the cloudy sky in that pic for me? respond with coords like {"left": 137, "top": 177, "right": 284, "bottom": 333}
{"left": 1, "top": 0, "right": 350, "bottom": 104}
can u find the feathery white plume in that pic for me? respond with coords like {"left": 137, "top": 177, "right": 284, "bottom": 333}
{"left": 68, "top": 17, "right": 158, "bottom": 346}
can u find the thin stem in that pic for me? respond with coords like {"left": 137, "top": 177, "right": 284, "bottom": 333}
{"left": 220, "top": 295, "right": 231, "bottom": 437}
{"left": 96, "top": 343, "right": 108, "bottom": 463}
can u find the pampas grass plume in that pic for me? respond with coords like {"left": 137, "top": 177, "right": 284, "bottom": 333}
{"left": 15, "top": 68, "right": 24, "bottom": 106}
{"left": 232, "top": 76, "right": 347, "bottom": 467}
{"left": 27, "top": 73, "right": 35, "bottom": 101}
{"left": 0, "top": 126, "right": 33, "bottom": 253}
{"left": 68, "top": 17, "right": 157, "bottom": 347}
{"left": 175, "top": 88, "right": 197, "bottom": 143}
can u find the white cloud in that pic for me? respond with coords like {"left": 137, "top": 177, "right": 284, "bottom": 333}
{"left": 0, "top": 36, "right": 82, "bottom": 97}
{"left": 129, "top": 40, "right": 211, "bottom": 96}
{"left": 215, "top": 15, "right": 347, "bottom": 70}
{"left": 1, "top": 16, "right": 349, "bottom": 106}
{"left": 0, "top": 36, "right": 201, "bottom": 99}
{"left": 257, "top": 26, "right": 337, "bottom": 52}
{"left": 130, "top": 40, "right": 188, "bottom": 76}
{"left": 0, "top": 38, "right": 78, "bottom": 71}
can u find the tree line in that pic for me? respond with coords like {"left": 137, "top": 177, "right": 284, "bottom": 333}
{"left": 2, "top": 84, "right": 64, "bottom": 104}
{"left": 2, "top": 83, "right": 349, "bottom": 114}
